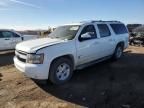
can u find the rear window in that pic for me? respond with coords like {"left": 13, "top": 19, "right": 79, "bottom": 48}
{"left": 110, "top": 24, "right": 128, "bottom": 34}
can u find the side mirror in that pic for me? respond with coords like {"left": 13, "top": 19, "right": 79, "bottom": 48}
{"left": 81, "top": 32, "right": 91, "bottom": 38}
{"left": 21, "top": 36, "right": 24, "bottom": 41}
{"left": 79, "top": 32, "right": 94, "bottom": 41}
{"left": 88, "top": 32, "right": 95, "bottom": 36}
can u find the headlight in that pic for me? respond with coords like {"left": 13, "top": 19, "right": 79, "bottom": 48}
{"left": 27, "top": 53, "right": 44, "bottom": 64}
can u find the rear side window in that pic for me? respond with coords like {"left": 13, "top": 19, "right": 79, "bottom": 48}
{"left": 1, "top": 31, "right": 13, "bottom": 38}
{"left": 97, "top": 24, "right": 111, "bottom": 37}
{"left": 110, "top": 24, "right": 128, "bottom": 34}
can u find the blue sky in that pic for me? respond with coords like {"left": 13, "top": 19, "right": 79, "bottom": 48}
{"left": 0, "top": 0, "right": 144, "bottom": 30}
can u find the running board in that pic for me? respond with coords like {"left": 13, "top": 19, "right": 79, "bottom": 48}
{"left": 76, "top": 55, "right": 112, "bottom": 70}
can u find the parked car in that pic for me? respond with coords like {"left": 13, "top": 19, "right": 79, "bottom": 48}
{"left": 14, "top": 20, "right": 129, "bottom": 84}
{"left": 0, "top": 29, "right": 38, "bottom": 51}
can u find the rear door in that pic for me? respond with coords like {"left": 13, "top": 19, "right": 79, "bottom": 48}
{"left": 96, "top": 24, "right": 115, "bottom": 57}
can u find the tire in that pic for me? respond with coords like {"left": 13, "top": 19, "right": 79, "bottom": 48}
{"left": 49, "top": 58, "right": 73, "bottom": 85}
{"left": 112, "top": 45, "right": 123, "bottom": 60}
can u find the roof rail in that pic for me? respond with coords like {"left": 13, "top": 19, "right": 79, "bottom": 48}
{"left": 80, "top": 20, "right": 121, "bottom": 24}
{"left": 91, "top": 20, "right": 121, "bottom": 23}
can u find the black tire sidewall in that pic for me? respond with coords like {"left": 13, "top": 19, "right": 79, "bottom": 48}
{"left": 113, "top": 45, "right": 123, "bottom": 60}
{"left": 49, "top": 58, "right": 73, "bottom": 84}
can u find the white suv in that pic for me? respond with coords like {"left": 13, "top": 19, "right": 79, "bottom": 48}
{"left": 14, "top": 21, "right": 129, "bottom": 84}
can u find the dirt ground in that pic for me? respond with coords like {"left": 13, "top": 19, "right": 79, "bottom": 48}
{"left": 0, "top": 46, "right": 144, "bottom": 108}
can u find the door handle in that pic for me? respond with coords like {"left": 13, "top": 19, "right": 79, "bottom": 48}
{"left": 5, "top": 38, "right": 10, "bottom": 40}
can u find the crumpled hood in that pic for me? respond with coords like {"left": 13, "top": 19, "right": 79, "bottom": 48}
{"left": 16, "top": 38, "right": 65, "bottom": 53}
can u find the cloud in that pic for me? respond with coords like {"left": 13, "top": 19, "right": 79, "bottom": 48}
{"left": 0, "top": 1, "right": 7, "bottom": 6}
{"left": 9, "top": 0, "right": 40, "bottom": 8}
{"left": 0, "top": 1, "right": 8, "bottom": 10}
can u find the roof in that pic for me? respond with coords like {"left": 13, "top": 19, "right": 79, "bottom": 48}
{"left": 62, "top": 20, "right": 123, "bottom": 26}
{"left": 0, "top": 29, "right": 14, "bottom": 31}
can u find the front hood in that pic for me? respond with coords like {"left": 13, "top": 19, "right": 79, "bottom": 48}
{"left": 16, "top": 38, "right": 65, "bottom": 53}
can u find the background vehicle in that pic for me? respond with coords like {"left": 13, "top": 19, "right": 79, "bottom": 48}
{"left": 129, "top": 33, "right": 144, "bottom": 46}
{"left": 14, "top": 20, "right": 129, "bottom": 84}
{"left": 0, "top": 29, "right": 38, "bottom": 51}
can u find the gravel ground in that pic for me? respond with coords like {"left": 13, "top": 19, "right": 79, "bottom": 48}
{"left": 0, "top": 46, "right": 144, "bottom": 108}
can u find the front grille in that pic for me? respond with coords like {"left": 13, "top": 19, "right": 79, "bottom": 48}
{"left": 15, "top": 50, "right": 27, "bottom": 63}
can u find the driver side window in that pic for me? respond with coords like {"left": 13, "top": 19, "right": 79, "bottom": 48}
{"left": 79, "top": 25, "right": 97, "bottom": 41}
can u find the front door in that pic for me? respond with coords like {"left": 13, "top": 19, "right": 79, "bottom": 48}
{"left": 76, "top": 24, "right": 102, "bottom": 65}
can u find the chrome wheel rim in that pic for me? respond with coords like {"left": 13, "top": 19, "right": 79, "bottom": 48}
{"left": 116, "top": 47, "right": 122, "bottom": 58}
{"left": 56, "top": 63, "right": 70, "bottom": 81}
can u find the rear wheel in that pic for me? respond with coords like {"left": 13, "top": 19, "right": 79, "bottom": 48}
{"left": 49, "top": 58, "right": 73, "bottom": 85}
{"left": 112, "top": 45, "right": 123, "bottom": 60}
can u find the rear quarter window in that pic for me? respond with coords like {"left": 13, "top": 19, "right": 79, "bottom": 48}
{"left": 110, "top": 24, "right": 128, "bottom": 34}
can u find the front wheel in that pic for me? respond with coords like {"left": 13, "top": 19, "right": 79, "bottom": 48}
{"left": 49, "top": 58, "right": 73, "bottom": 85}
{"left": 112, "top": 45, "right": 123, "bottom": 60}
